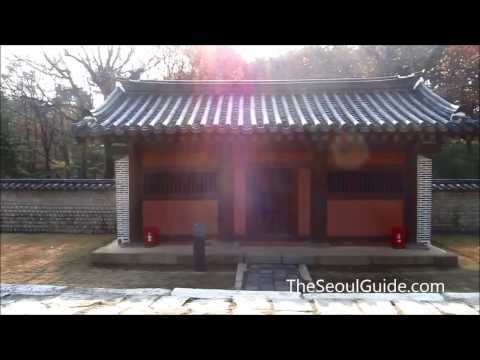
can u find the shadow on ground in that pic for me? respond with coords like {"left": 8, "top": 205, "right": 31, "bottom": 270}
{"left": 1, "top": 233, "right": 235, "bottom": 289}
{"left": 1, "top": 233, "right": 478, "bottom": 291}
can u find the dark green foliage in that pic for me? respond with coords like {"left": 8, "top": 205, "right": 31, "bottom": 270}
{"left": 432, "top": 141, "right": 480, "bottom": 179}
{"left": 0, "top": 95, "right": 18, "bottom": 177}
{"left": 245, "top": 45, "right": 479, "bottom": 117}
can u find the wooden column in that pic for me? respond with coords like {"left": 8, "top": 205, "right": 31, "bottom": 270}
{"left": 129, "top": 139, "right": 143, "bottom": 243}
{"left": 218, "top": 142, "right": 234, "bottom": 241}
{"left": 233, "top": 142, "right": 248, "bottom": 239}
{"left": 311, "top": 148, "right": 328, "bottom": 242}
{"left": 298, "top": 168, "right": 311, "bottom": 239}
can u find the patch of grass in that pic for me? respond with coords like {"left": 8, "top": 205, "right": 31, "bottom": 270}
{"left": 433, "top": 234, "right": 479, "bottom": 246}
{"left": 432, "top": 234, "right": 479, "bottom": 271}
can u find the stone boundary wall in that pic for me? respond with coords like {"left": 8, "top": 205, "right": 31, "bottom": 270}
{"left": 1, "top": 179, "right": 478, "bottom": 235}
{"left": 432, "top": 190, "right": 479, "bottom": 234}
{"left": 0, "top": 181, "right": 115, "bottom": 234}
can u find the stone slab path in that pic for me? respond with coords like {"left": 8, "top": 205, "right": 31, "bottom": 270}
{"left": 1, "top": 283, "right": 478, "bottom": 315}
{"left": 242, "top": 264, "right": 303, "bottom": 291}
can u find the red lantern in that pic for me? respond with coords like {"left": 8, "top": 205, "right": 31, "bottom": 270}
{"left": 391, "top": 227, "right": 406, "bottom": 249}
{"left": 143, "top": 226, "right": 158, "bottom": 247}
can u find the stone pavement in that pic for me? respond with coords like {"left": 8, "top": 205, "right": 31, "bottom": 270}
{"left": 242, "top": 264, "right": 302, "bottom": 291}
{"left": 1, "top": 283, "right": 478, "bottom": 315}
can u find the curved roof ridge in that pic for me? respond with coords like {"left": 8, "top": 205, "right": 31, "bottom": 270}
{"left": 414, "top": 79, "right": 460, "bottom": 112}
{"left": 122, "top": 75, "right": 403, "bottom": 84}
{"left": 118, "top": 74, "right": 422, "bottom": 95}
{"left": 119, "top": 73, "right": 420, "bottom": 87}
{"left": 91, "top": 87, "right": 125, "bottom": 116}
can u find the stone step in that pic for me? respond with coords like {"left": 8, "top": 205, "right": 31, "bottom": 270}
{"left": 240, "top": 263, "right": 311, "bottom": 292}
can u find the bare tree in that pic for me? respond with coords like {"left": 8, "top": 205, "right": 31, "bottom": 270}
{"left": 8, "top": 56, "right": 93, "bottom": 177}
{"left": 153, "top": 46, "right": 191, "bottom": 80}
{"left": 13, "top": 46, "right": 190, "bottom": 178}
{"left": 2, "top": 69, "right": 59, "bottom": 175}
{"left": 62, "top": 46, "right": 189, "bottom": 97}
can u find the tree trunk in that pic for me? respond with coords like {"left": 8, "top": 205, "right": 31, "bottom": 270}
{"left": 60, "top": 117, "right": 71, "bottom": 177}
{"left": 43, "top": 138, "right": 52, "bottom": 176}
{"left": 80, "top": 140, "right": 87, "bottom": 178}
{"left": 61, "top": 143, "right": 71, "bottom": 177}
{"left": 45, "top": 151, "right": 51, "bottom": 173}
{"left": 31, "top": 120, "right": 37, "bottom": 173}
{"left": 103, "top": 141, "right": 114, "bottom": 178}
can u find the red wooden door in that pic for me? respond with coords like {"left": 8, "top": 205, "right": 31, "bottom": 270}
{"left": 246, "top": 167, "right": 297, "bottom": 240}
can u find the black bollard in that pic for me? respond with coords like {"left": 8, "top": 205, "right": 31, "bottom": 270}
{"left": 193, "top": 223, "right": 206, "bottom": 272}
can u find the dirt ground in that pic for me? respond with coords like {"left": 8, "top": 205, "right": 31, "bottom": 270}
{"left": 0, "top": 233, "right": 235, "bottom": 289}
{"left": 310, "top": 266, "right": 479, "bottom": 293}
{"left": 1, "top": 233, "right": 478, "bottom": 291}
{"left": 310, "top": 234, "right": 479, "bottom": 292}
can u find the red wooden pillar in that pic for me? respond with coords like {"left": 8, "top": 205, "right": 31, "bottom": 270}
{"left": 405, "top": 145, "right": 418, "bottom": 243}
{"left": 218, "top": 142, "right": 234, "bottom": 241}
{"left": 233, "top": 141, "right": 248, "bottom": 240}
{"left": 311, "top": 148, "right": 327, "bottom": 242}
{"left": 298, "top": 168, "right": 311, "bottom": 239}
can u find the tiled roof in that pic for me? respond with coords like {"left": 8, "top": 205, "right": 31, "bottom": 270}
{"left": 432, "top": 179, "right": 480, "bottom": 191}
{"left": 73, "top": 74, "right": 478, "bottom": 138}
{"left": 2, "top": 178, "right": 478, "bottom": 191}
{"left": 0, "top": 179, "right": 115, "bottom": 191}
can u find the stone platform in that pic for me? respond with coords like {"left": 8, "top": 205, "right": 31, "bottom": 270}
{"left": 91, "top": 241, "right": 458, "bottom": 268}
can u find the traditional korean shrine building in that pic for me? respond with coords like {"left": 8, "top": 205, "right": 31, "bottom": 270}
{"left": 73, "top": 74, "right": 479, "bottom": 247}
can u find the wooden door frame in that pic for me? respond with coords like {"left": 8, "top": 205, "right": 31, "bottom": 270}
{"left": 245, "top": 165, "right": 298, "bottom": 241}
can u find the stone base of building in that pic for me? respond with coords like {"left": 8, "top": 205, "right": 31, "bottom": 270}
{"left": 91, "top": 240, "right": 458, "bottom": 268}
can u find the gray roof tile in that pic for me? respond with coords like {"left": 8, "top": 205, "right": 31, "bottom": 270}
{"left": 74, "top": 74, "right": 478, "bottom": 138}
{"left": 432, "top": 179, "right": 480, "bottom": 191}
{"left": 3, "top": 178, "right": 477, "bottom": 191}
{"left": 0, "top": 179, "right": 115, "bottom": 191}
